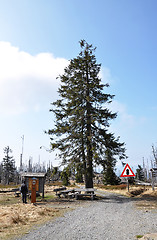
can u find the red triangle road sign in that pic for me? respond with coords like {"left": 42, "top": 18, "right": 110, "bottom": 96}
{"left": 120, "top": 163, "right": 135, "bottom": 177}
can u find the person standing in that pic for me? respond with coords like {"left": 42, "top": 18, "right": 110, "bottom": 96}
{"left": 21, "top": 180, "right": 28, "bottom": 203}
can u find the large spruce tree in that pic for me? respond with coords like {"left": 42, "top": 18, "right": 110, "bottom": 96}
{"left": 48, "top": 40, "right": 126, "bottom": 188}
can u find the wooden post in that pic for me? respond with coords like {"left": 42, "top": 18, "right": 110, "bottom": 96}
{"left": 127, "top": 178, "right": 129, "bottom": 192}
{"left": 42, "top": 178, "right": 45, "bottom": 198}
{"left": 31, "top": 178, "right": 37, "bottom": 203}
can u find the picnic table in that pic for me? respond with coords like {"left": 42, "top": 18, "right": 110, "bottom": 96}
{"left": 53, "top": 187, "right": 67, "bottom": 196}
{"left": 54, "top": 187, "right": 96, "bottom": 200}
{"left": 74, "top": 188, "right": 96, "bottom": 200}
{"left": 57, "top": 189, "right": 75, "bottom": 198}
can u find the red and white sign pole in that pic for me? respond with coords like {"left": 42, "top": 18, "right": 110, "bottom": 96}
{"left": 120, "top": 164, "right": 135, "bottom": 192}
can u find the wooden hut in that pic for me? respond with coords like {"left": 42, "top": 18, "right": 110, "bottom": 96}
{"left": 20, "top": 172, "right": 46, "bottom": 198}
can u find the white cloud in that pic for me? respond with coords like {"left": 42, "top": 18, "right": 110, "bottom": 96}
{"left": 100, "top": 66, "right": 113, "bottom": 85}
{"left": 109, "top": 100, "right": 148, "bottom": 131}
{"left": 110, "top": 100, "right": 135, "bottom": 127}
{"left": 0, "top": 42, "right": 68, "bottom": 116}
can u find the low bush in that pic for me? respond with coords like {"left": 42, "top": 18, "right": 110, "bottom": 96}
{"left": 130, "top": 188, "right": 145, "bottom": 196}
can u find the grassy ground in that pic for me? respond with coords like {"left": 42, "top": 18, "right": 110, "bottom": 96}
{"left": 0, "top": 184, "right": 74, "bottom": 240}
{"left": 0, "top": 183, "right": 156, "bottom": 240}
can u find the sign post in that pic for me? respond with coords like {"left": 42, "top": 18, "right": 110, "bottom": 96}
{"left": 127, "top": 178, "right": 130, "bottom": 192}
{"left": 120, "top": 164, "right": 135, "bottom": 192}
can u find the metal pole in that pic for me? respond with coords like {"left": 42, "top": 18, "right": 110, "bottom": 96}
{"left": 21, "top": 135, "right": 24, "bottom": 155}
{"left": 20, "top": 135, "right": 24, "bottom": 171}
{"left": 152, "top": 172, "right": 155, "bottom": 191}
{"left": 127, "top": 178, "right": 129, "bottom": 192}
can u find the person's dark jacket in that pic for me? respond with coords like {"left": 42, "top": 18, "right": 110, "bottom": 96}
{"left": 21, "top": 183, "right": 28, "bottom": 194}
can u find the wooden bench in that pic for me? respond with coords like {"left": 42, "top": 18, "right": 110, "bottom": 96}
{"left": 12, "top": 188, "right": 21, "bottom": 197}
{"left": 53, "top": 187, "right": 67, "bottom": 196}
{"left": 75, "top": 193, "right": 96, "bottom": 200}
{"left": 14, "top": 191, "right": 30, "bottom": 198}
{"left": 14, "top": 191, "right": 21, "bottom": 197}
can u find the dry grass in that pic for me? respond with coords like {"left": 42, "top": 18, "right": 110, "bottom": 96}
{"left": 0, "top": 184, "right": 157, "bottom": 239}
{"left": 0, "top": 202, "right": 66, "bottom": 240}
{"left": 134, "top": 188, "right": 157, "bottom": 210}
{"left": 0, "top": 184, "right": 20, "bottom": 189}
{"left": 95, "top": 184, "right": 156, "bottom": 197}
{"left": 0, "top": 185, "right": 70, "bottom": 240}
{"left": 94, "top": 184, "right": 157, "bottom": 210}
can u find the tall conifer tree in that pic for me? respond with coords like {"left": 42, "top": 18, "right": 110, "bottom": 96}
{"left": 48, "top": 40, "right": 126, "bottom": 188}
{"left": 2, "top": 146, "right": 15, "bottom": 185}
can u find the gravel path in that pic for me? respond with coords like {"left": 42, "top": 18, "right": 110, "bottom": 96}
{"left": 16, "top": 191, "right": 157, "bottom": 240}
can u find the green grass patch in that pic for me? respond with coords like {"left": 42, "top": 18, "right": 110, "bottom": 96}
{"left": 136, "top": 235, "right": 143, "bottom": 238}
{"left": 36, "top": 194, "right": 56, "bottom": 202}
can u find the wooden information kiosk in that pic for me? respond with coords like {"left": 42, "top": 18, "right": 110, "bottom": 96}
{"left": 20, "top": 172, "right": 46, "bottom": 199}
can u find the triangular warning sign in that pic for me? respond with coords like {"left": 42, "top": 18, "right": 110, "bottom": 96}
{"left": 120, "top": 163, "right": 135, "bottom": 177}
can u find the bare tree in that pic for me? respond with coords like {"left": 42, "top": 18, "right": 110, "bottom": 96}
{"left": 152, "top": 144, "right": 157, "bottom": 168}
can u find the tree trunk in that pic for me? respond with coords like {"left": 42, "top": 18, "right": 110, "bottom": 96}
{"left": 86, "top": 102, "right": 93, "bottom": 188}
{"left": 85, "top": 61, "right": 93, "bottom": 188}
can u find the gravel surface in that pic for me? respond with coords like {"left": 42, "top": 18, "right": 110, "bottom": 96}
{"left": 16, "top": 191, "right": 157, "bottom": 240}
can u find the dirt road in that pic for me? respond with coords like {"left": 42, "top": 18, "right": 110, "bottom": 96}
{"left": 16, "top": 191, "right": 157, "bottom": 240}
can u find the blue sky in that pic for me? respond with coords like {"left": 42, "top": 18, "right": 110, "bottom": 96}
{"left": 0, "top": 0, "right": 157, "bottom": 173}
